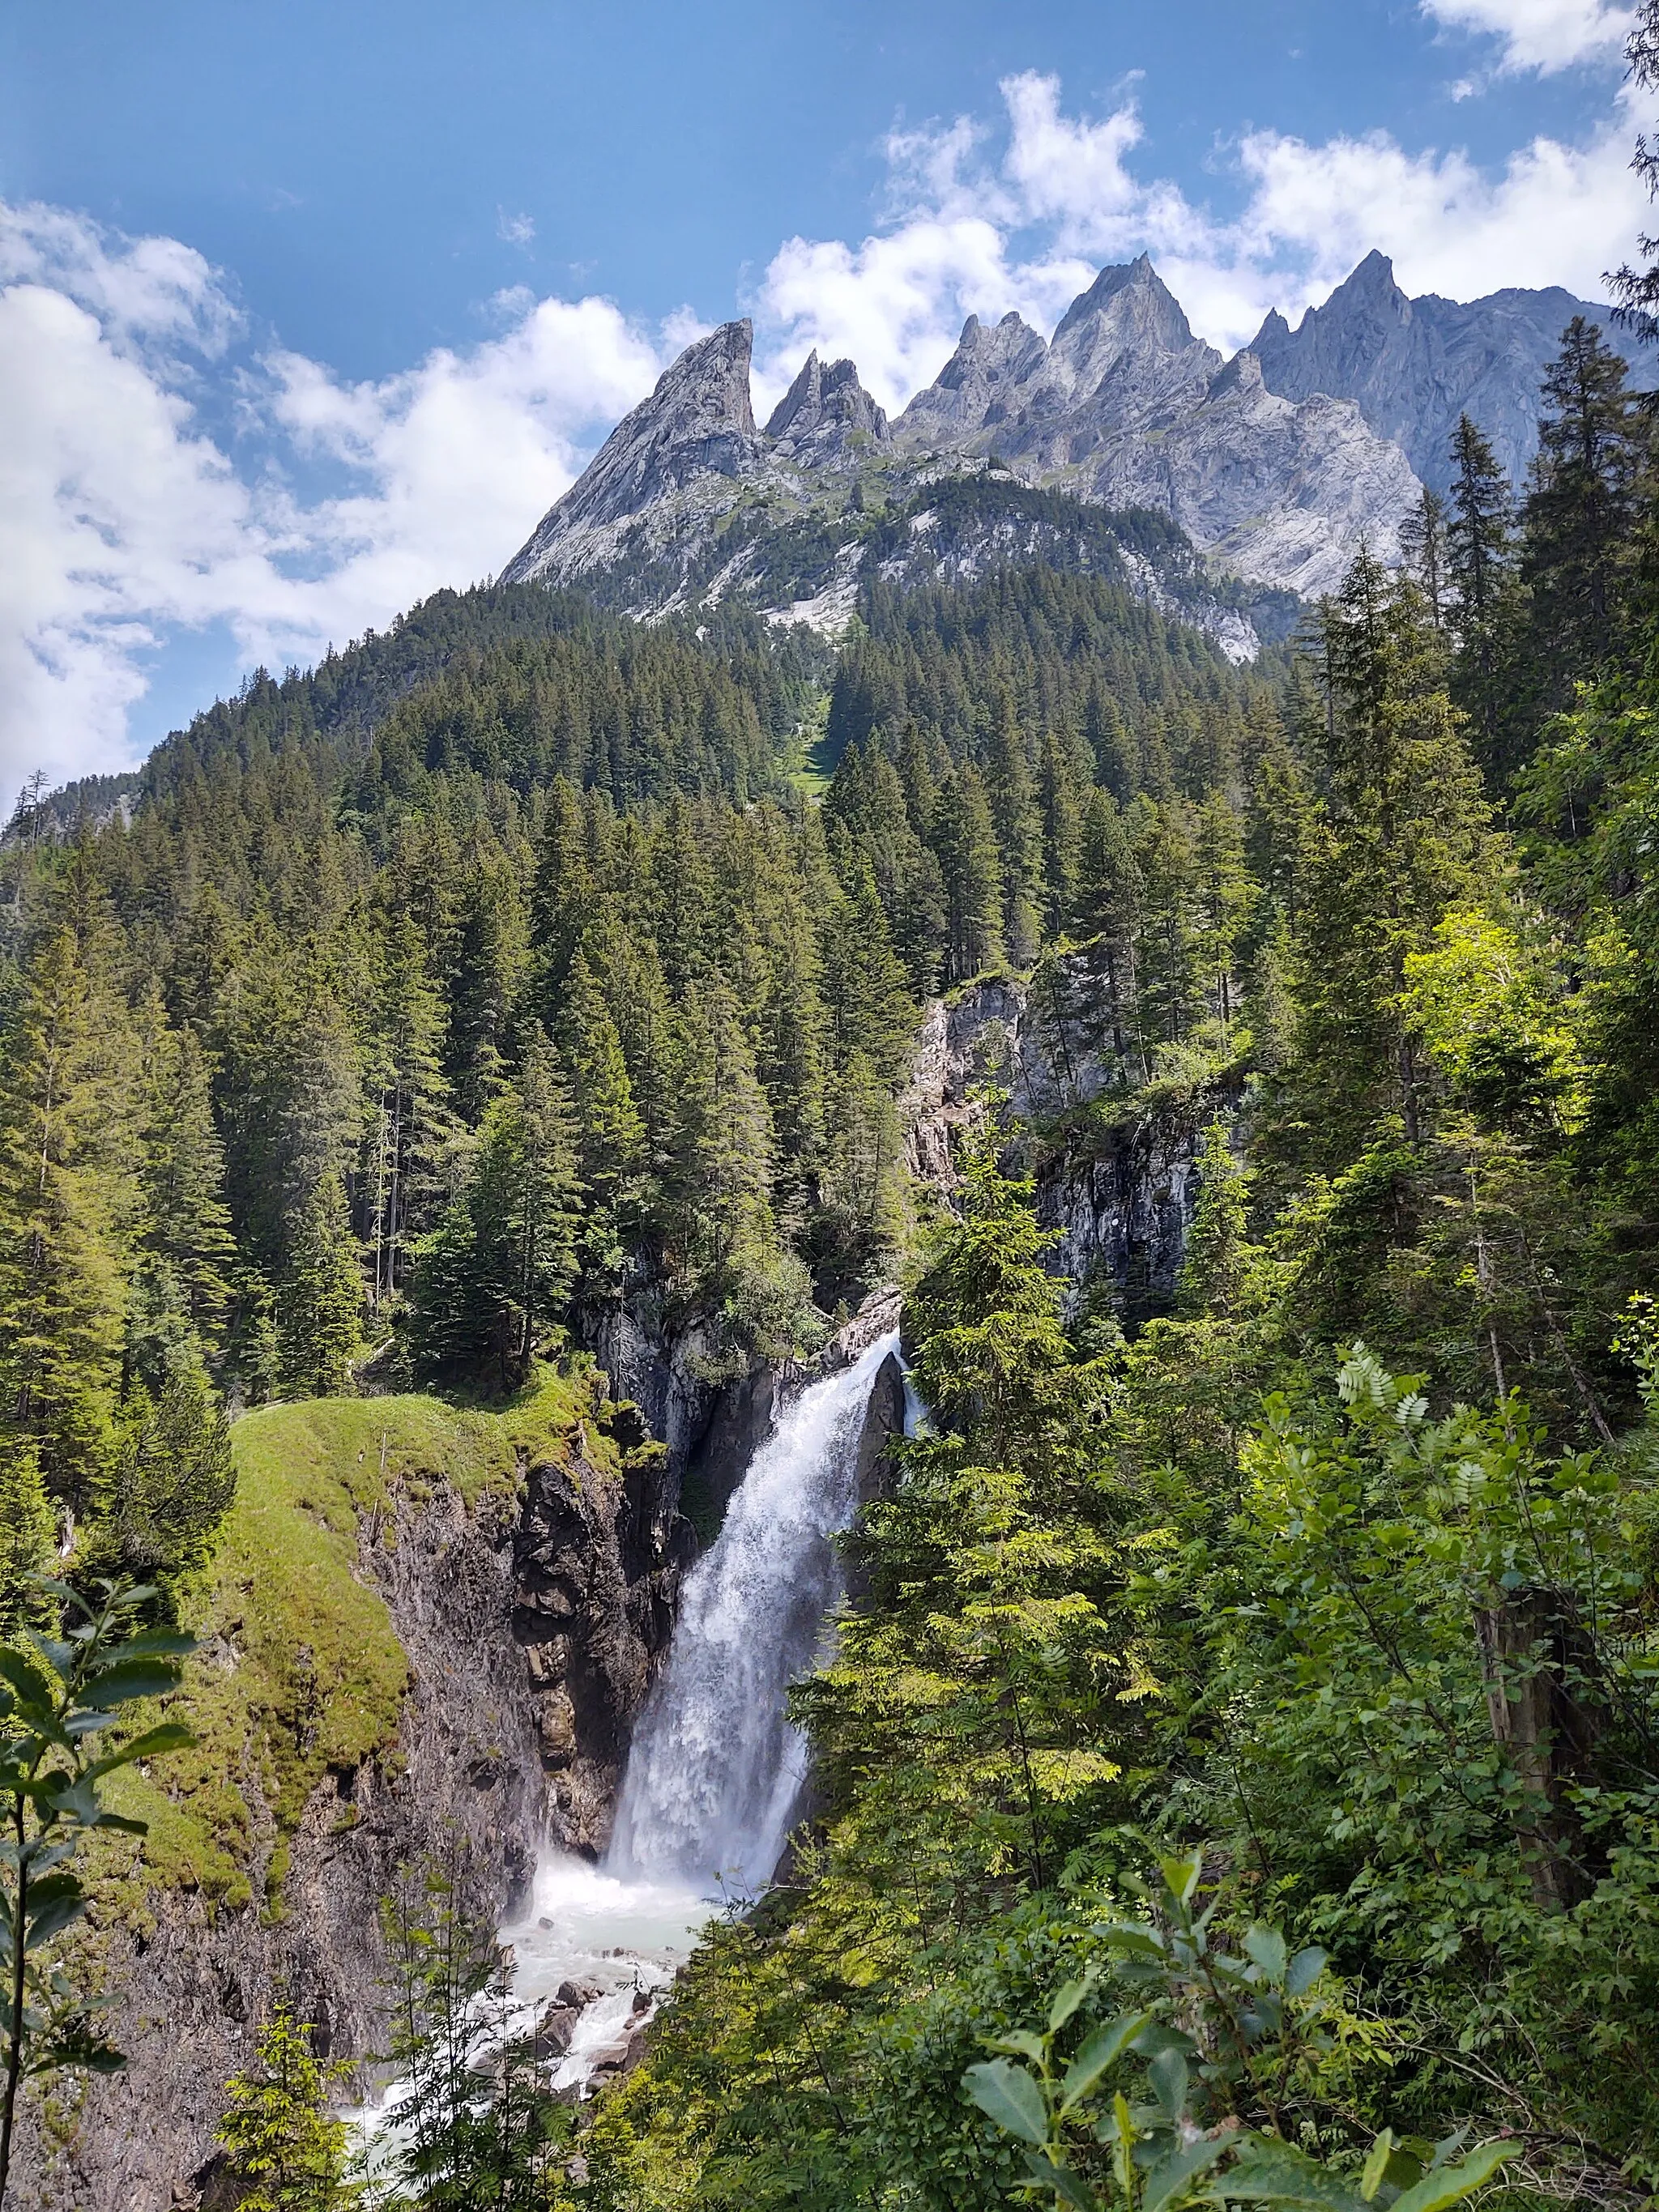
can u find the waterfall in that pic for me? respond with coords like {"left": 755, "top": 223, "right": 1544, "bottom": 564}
{"left": 606, "top": 1328, "right": 898, "bottom": 1892}
{"left": 489, "top": 1326, "right": 899, "bottom": 2095}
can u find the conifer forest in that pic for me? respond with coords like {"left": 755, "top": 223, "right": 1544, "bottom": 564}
{"left": 15, "top": 24, "right": 1659, "bottom": 2212}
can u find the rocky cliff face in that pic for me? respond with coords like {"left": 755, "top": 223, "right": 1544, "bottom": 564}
{"left": 1251, "top": 250, "right": 1653, "bottom": 495}
{"left": 501, "top": 248, "right": 1649, "bottom": 621}
{"left": 503, "top": 320, "right": 766, "bottom": 586}
{"left": 902, "top": 965, "right": 1233, "bottom": 1319}
{"left": 765, "top": 350, "right": 890, "bottom": 465}
{"left": 897, "top": 259, "right": 1418, "bottom": 595}
{"left": 17, "top": 1400, "right": 689, "bottom": 2212}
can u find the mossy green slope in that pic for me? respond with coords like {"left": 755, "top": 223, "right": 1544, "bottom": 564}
{"left": 102, "top": 1370, "right": 605, "bottom": 1915}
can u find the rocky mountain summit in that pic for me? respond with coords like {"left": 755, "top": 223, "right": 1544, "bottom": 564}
{"left": 1252, "top": 249, "right": 1652, "bottom": 494}
{"left": 503, "top": 249, "right": 1637, "bottom": 626}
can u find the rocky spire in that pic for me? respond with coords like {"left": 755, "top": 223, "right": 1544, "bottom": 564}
{"left": 766, "top": 350, "right": 889, "bottom": 462}
{"left": 895, "top": 310, "right": 1048, "bottom": 444}
{"left": 504, "top": 321, "right": 763, "bottom": 582}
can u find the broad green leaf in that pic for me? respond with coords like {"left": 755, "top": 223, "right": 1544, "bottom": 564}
{"left": 1049, "top": 1978, "right": 1090, "bottom": 2032}
{"left": 1160, "top": 1852, "right": 1203, "bottom": 1906}
{"left": 1388, "top": 2143, "right": 1517, "bottom": 2212}
{"left": 1285, "top": 1946, "right": 1328, "bottom": 1997}
{"left": 0, "top": 1648, "right": 56, "bottom": 1721}
{"left": 1060, "top": 2012, "right": 1147, "bottom": 2112}
{"left": 1360, "top": 2131, "right": 1393, "bottom": 2202}
{"left": 1148, "top": 2047, "right": 1189, "bottom": 2122}
{"left": 991, "top": 2029, "right": 1048, "bottom": 2064}
{"left": 75, "top": 1658, "right": 185, "bottom": 1710}
{"left": 1226, "top": 2137, "right": 1371, "bottom": 2209}
{"left": 1097, "top": 1920, "right": 1166, "bottom": 1956}
{"left": 1243, "top": 1925, "right": 1289, "bottom": 1984}
{"left": 1144, "top": 2131, "right": 1228, "bottom": 2212}
{"left": 26, "top": 1887, "right": 86, "bottom": 1952}
{"left": 964, "top": 2058, "right": 1050, "bottom": 2146}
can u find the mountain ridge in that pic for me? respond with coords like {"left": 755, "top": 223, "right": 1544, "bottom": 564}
{"left": 503, "top": 250, "right": 1645, "bottom": 630}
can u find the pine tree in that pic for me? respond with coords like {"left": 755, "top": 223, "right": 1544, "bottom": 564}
{"left": 1524, "top": 319, "right": 1641, "bottom": 695}
{"left": 1447, "top": 414, "right": 1521, "bottom": 774}
{"left": 215, "top": 2007, "right": 351, "bottom": 2212}
{"left": 931, "top": 767, "right": 1004, "bottom": 984}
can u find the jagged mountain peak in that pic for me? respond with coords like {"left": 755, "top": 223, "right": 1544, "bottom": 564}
{"left": 765, "top": 349, "right": 889, "bottom": 458}
{"left": 1250, "top": 253, "right": 1651, "bottom": 492}
{"left": 503, "top": 318, "right": 762, "bottom": 582}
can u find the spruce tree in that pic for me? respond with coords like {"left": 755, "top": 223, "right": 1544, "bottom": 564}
{"left": 931, "top": 767, "right": 1004, "bottom": 984}
{"left": 1523, "top": 318, "right": 1641, "bottom": 697}
{"left": 983, "top": 692, "right": 1045, "bottom": 966}
{"left": 1073, "top": 788, "right": 1144, "bottom": 1082}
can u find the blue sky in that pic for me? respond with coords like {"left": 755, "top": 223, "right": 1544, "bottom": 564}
{"left": 0, "top": 0, "right": 1648, "bottom": 786}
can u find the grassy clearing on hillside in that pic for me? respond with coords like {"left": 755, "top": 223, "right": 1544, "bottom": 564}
{"left": 96, "top": 1366, "right": 604, "bottom": 1920}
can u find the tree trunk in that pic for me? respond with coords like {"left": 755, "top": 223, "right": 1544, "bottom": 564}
{"left": 1475, "top": 1584, "right": 1602, "bottom": 1911}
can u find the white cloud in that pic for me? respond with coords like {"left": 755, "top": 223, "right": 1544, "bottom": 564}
{"left": 0, "top": 203, "right": 667, "bottom": 792}
{"left": 497, "top": 208, "right": 536, "bottom": 248}
{"left": 1420, "top": 0, "right": 1632, "bottom": 75}
{"left": 751, "top": 65, "right": 1653, "bottom": 398}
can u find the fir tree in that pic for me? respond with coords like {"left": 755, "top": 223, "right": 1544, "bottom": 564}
{"left": 1524, "top": 318, "right": 1641, "bottom": 697}
{"left": 215, "top": 2008, "right": 351, "bottom": 2212}
{"left": 931, "top": 766, "right": 1004, "bottom": 984}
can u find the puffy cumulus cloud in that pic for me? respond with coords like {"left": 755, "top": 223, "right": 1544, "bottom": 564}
{"left": 1419, "top": 0, "right": 1633, "bottom": 75}
{"left": 260, "top": 294, "right": 662, "bottom": 650}
{"left": 752, "top": 65, "right": 1653, "bottom": 394}
{"left": 0, "top": 198, "right": 240, "bottom": 359}
{"left": 0, "top": 201, "right": 666, "bottom": 793}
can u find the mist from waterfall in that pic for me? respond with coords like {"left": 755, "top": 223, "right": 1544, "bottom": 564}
{"left": 604, "top": 1329, "right": 899, "bottom": 1893}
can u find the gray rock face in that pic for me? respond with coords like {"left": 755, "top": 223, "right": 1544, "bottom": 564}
{"left": 898, "top": 309, "right": 1050, "bottom": 445}
{"left": 504, "top": 320, "right": 765, "bottom": 584}
{"left": 765, "top": 349, "right": 889, "bottom": 462}
{"left": 1251, "top": 250, "right": 1654, "bottom": 496}
{"left": 896, "top": 258, "right": 1418, "bottom": 595}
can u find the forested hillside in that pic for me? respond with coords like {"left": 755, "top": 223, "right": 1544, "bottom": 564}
{"left": 6, "top": 126, "right": 1659, "bottom": 2212}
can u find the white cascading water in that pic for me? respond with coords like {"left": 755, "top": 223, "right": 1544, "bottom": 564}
{"left": 498, "top": 1329, "right": 901, "bottom": 2087}
{"left": 607, "top": 1327, "right": 899, "bottom": 1891}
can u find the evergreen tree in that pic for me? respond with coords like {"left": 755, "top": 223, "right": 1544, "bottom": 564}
{"left": 0, "top": 913, "right": 142, "bottom": 1507}
{"left": 1073, "top": 788, "right": 1144, "bottom": 1081}
{"left": 1400, "top": 484, "right": 1451, "bottom": 627}
{"left": 215, "top": 2008, "right": 351, "bottom": 2212}
{"left": 1447, "top": 413, "right": 1521, "bottom": 774}
{"left": 1523, "top": 318, "right": 1641, "bottom": 697}
{"left": 983, "top": 691, "right": 1045, "bottom": 966}
{"left": 819, "top": 871, "right": 917, "bottom": 1089}
{"left": 1286, "top": 552, "right": 1495, "bottom": 1161}
{"left": 0, "top": 1440, "right": 53, "bottom": 1636}
{"left": 561, "top": 945, "right": 647, "bottom": 1243}
{"left": 931, "top": 766, "right": 1004, "bottom": 984}
{"left": 276, "top": 1170, "right": 362, "bottom": 1396}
